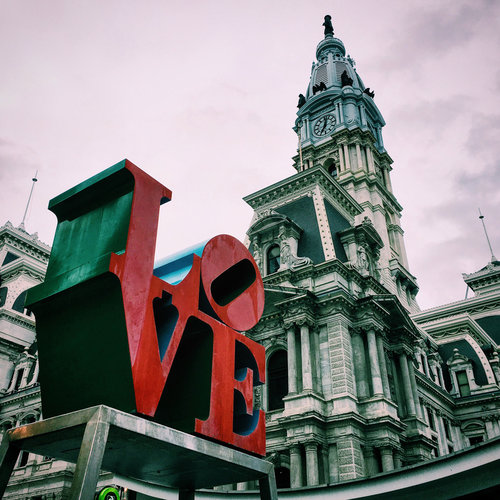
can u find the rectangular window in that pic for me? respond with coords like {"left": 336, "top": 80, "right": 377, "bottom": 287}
{"left": 456, "top": 370, "right": 471, "bottom": 397}
{"left": 18, "top": 451, "right": 29, "bottom": 467}
{"left": 426, "top": 407, "right": 435, "bottom": 431}
{"left": 443, "top": 419, "right": 451, "bottom": 440}
{"left": 469, "top": 436, "right": 483, "bottom": 445}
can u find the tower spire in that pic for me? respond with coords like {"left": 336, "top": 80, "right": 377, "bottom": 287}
{"left": 478, "top": 208, "right": 497, "bottom": 262}
{"left": 20, "top": 171, "right": 38, "bottom": 229}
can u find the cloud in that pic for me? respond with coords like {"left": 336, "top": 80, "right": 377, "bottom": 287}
{"left": 0, "top": 138, "right": 39, "bottom": 182}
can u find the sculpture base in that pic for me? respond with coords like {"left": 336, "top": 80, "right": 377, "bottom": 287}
{"left": 0, "top": 405, "right": 277, "bottom": 500}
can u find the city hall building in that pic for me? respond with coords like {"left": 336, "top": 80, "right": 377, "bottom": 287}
{"left": 1, "top": 18, "right": 500, "bottom": 500}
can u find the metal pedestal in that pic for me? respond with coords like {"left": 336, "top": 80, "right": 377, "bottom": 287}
{"left": 0, "top": 405, "right": 277, "bottom": 500}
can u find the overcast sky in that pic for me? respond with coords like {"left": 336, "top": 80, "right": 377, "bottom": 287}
{"left": 1, "top": 0, "right": 499, "bottom": 310}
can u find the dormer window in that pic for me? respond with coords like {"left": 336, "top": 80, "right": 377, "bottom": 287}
{"left": 267, "top": 245, "right": 281, "bottom": 275}
{"left": 456, "top": 370, "right": 471, "bottom": 397}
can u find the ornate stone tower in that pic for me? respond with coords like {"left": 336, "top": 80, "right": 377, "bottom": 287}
{"left": 293, "top": 16, "right": 418, "bottom": 313}
{"left": 243, "top": 16, "right": 432, "bottom": 489}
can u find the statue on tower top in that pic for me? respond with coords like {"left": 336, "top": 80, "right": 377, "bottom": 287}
{"left": 323, "top": 15, "right": 334, "bottom": 36}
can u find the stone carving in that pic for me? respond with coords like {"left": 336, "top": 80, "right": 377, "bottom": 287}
{"left": 356, "top": 245, "right": 369, "bottom": 274}
{"left": 278, "top": 226, "right": 312, "bottom": 270}
{"left": 280, "top": 241, "right": 311, "bottom": 269}
{"left": 312, "top": 82, "right": 327, "bottom": 94}
{"left": 256, "top": 208, "right": 279, "bottom": 220}
{"left": 323, "top": 15, "right": 334, "bottom": 36}
{"left": 363, "top": 88, "right": 375, "bottom": 98}
{"left": 252, "top": 242, "right": 262, "bottom": 271}
{"left": 341, "top": 70, "right": 353, "bottom": 87}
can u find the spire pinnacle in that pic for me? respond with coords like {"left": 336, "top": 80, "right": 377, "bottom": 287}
{"left": 478, "top": 208, "right": 497, "bottom": 262}
{"left": 20, "top": 171, "right": 38, "bottom": 228}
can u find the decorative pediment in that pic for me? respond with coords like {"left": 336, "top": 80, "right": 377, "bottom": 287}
{"left": 248, "top": 212, "right": 302, "bottom": 240}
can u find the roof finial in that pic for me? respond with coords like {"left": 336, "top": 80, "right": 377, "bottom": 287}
{"left": 323, "top": 15, "right": 334, "bottom": 37}
{"left": 20, "top": 171, "right": 38, "bottom": 228}
{"left": 478, "top": 208, "right": 497, "bottom": 262}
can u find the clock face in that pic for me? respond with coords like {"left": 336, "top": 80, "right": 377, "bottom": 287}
{"left": 314, "top": 114, "right": 336, "bottom": 136}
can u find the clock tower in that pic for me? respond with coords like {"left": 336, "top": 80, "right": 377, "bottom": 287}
{"left": 243, "top": 16, "right": 431, "bottom": 488}
{"left": 294, "top": 17, "right": 418, "bottom": 312}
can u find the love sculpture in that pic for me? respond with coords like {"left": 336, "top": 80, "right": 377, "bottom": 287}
{"left": 25, "top": 159, "right": 266, "bottom": 456}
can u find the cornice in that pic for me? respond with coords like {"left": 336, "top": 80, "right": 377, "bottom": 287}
{"left": 0, "top": 309, "right": 36, "bottom": 330}
{"left": 0, "top": 383, "right": 40, "bottom": 406}
{"left": 412, "top": 293, "right": 500, "bottom": 324}
{"left": 415, "top": 371, "right": 455, "bottom": 407}
{"left": 243, "top": 166, "right": 362, "bottom": 218}
{"left": 0, "top": 260, "right": 46, "bottom": 283}
{"left": 419, "top": 313, "right": 493, "bottom": 346}
{"left": 0, "top": 222, "right": 51, "bottom": 261}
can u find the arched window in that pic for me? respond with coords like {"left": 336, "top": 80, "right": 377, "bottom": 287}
{"left": 275, "top": 466, "right": 291, "bottom": 489}
{"left": 267, "top": 245, "right": 281, "bottom": 275}
{"left": 268, "top": 350, "right": 288, "bottom": 411}
{"left": 328, "top": 164, "right": 338, "bottom": 179}
{"left": 324, "top": 158, "right": 338, "bottom": 179}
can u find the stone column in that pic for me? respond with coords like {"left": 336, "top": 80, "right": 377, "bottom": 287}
{"left": 290, "top": 445, "right": 303, "bottom": 488}
{"left": 380, "top": 447, "right": 394, "bottom": 471}
{"left": 367, "top": 329, "right": 384, "bottom": 396}
{"left": 338, "top": 147, "right": 345, "bottom": 172}
{"left": 305, "top": 442, "right": 319, "bottom": 486}
{"left": 352, "top": 332, "right": 369, "bottom": 398}
{"left": 366, "top": 146, "right": 375, "bottom": 173}
{"left": 422, "top": 352, "right": 430, "bottom": 377}
{"left": 339, "top": 102, "right": 345, "bottom": 124}
{"left": 438, "top": 365, "right": 446, "bottom": 389}
{"left": 398, "top": 352, "right": 416, "bottom": 416}
{"left": 383, "top": 167, "right": 393, "bottom": 192}
{"left": 342, "top": 143, "right": 351, "bottom": 171}
{"left": 436, "top": 414, "right": 448, "bottom": 455}
{"left": 355, "top": 143, "right": 364, "bottom": 171}
{"left": 360, "top": 105, "right": 367, "bottom": 126}
{"left": 301, "top": 323, "right": 314, "bottom": 391}
{"left": 287, "top": 326, "right": 298, "bottom": 394}
{"left": 376, "top": 335, "right": 391, "bottom": 398}
{"left": 407, "top": 357, "right": 422, "bottom": 418}
{"left": 328, "top": 444, "right": 339, "bottom": 483}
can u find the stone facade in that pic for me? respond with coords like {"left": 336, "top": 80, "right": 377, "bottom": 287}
{"left": 238, "top": 23, "right": 500, "bottom": 490}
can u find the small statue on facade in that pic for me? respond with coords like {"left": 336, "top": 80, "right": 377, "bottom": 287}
{"left": 297, "top": 93, "right": 306, "bottom": 108}
{"left": 363, "top": 88, "right": 375, "bottom": 98}
{"left": 312, "top": 82, "right": 327, "bottom": 94}
{"left": 356, "top": 245, "right": 369, "bottom": 273}
{"left": 252, "top": 242, "right": 262, "bottom": 271}
{"left": 278, "top": 227, "right": 312, "bottom": 270}
{"left": 341, "top": 70, "right": 353, "bottom": 87}
{"left": 323, "top": 15, "right": 334, "bottom": 36}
